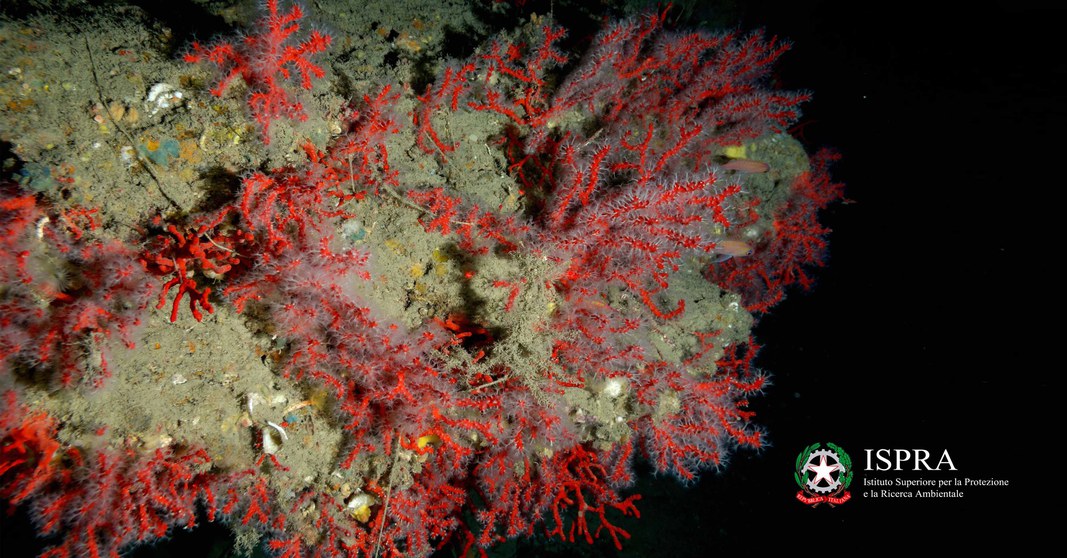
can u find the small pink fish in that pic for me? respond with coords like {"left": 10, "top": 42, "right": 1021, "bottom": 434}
{"left": 722, "top": 159, "right": 770, "bottom": 173}
{"left": 709, "top": 239, "right": 753, "bottom": 262}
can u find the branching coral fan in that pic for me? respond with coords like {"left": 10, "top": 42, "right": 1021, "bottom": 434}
{"left": 1, "top": 2, "right": 842, "bottom": 557}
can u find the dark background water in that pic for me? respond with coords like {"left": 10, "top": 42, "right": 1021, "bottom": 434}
{"left": 665, "top": 0, "right": 1059, "bottom": 549}
{"left": 2, "top": 0, "right": 1059, "bottom": 554}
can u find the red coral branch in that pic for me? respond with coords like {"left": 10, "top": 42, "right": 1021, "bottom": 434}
{"left": 184, "top": 0, "right": 331, "bottom": 143}
{"left": 140, "top": 212, "right": 253, "bottom": 322}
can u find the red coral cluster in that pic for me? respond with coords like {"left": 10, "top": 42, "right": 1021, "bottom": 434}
{"left": 0, "top": 187, "right": 154, "bottom": 387}
{"left": 139, "top": 212, "right": 254, "bottom": 322}
{"left": 0, "top": 392, "right": 219, "bottom": 558}
{"left": 1, "top": 3, "right": 843, "bottom": 558}
{"left": 708, "top": 150, "right": 845, "bottom": 312}
{"left": 411, "top": 10, "right": 807, "bottom": 487}
{"left": 415, "top": 10, "right": 807, "bottom": 316}
{"left": 183, "top": 0, "right": 331, "bottom": 143}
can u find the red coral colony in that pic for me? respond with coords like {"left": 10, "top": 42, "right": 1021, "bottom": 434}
{"left": 1, "top": 2, "right": 842, "bottom": 557}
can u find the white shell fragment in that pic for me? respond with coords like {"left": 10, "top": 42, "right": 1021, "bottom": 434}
{"left": 346, "top": 492, "right": 376, "bottom": 510}
{"left": 345, "top": 492, "right": 378, "bottom": 522}
{"left": 263, "top": 421, "right": 288, "bottom": 454}
{"left": 247, "top": 392, "right": 267, "bottom": 417}
{"left": 119, "top": 145, "right": 137, "bottom": 167}
{"left": 145, "top": 82, "right": 184, "bottom": 115}
{"left": 266, "top": 420, "right": 289, "bottom": 441}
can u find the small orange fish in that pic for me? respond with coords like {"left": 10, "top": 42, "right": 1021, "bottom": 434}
{"left": 709, "top": 239, "right": 753, "bottom": 262}
{"left": 722, "top": 159, "right": 770, "bottom": 173}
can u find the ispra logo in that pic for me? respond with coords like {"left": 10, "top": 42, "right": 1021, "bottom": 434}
{"left": 794, "top": 442, "right": 853, "bottom": 507}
